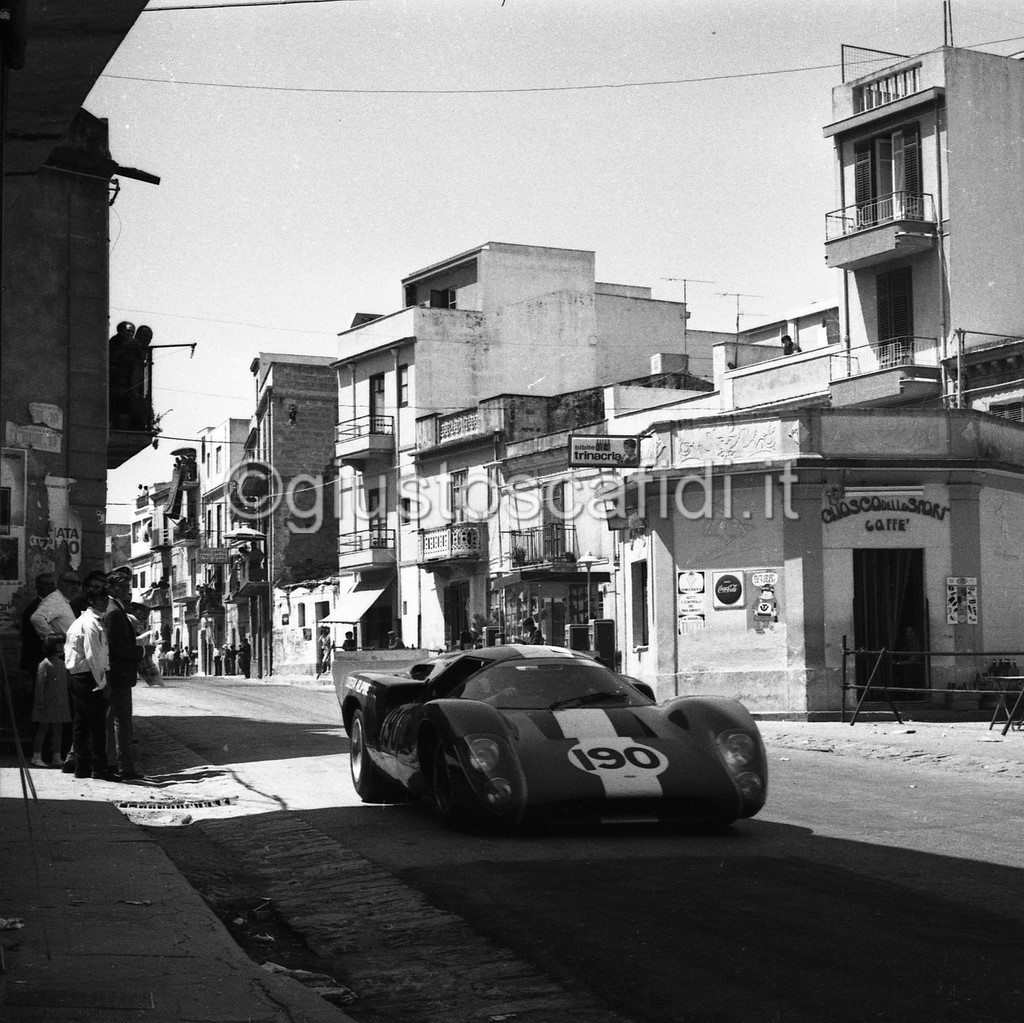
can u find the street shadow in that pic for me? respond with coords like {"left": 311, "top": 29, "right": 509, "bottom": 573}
{"left": 289, "top": 805, "right": 1024, "bottom": 1023}
{"left": 139, "top": 714, "right": 348, "bottom": 766}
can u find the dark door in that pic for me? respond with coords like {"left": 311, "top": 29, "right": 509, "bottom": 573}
{"left": 852, "top": 548, "right": 927, "bottom": 693}
{"left": 444, "top": 581, "right": 470, "bottom": 648}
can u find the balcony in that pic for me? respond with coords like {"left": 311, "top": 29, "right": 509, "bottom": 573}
{"left": 829, "top": 336, "right": 943, "bottom": 408}
{"left": 108, "top": 336, "right": 157, "bottom": 470}
{"left": 226, "top": 546, "right": 268, "bottom": 602}
{"left": 824, "top": 192, "right": 937, "bottom": 271}
{"left": 339, "top": 526, "right": 396, "bottom": 571}
{"left": 506, "top": 524, "right": 578, "bottom": 569}
{"left": 418, "top": 522, "right": 487, "bottom": 566}
{"left": 335, "top": 414, "right": 394, "bottom": 470}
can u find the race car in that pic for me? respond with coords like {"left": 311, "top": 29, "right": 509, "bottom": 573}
{"left": 335, "top": 644, "right": 767, "bottom": 830}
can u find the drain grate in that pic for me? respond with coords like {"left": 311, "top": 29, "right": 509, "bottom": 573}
{"left": 115, "top": 796, "right": 237, "bottom": 810}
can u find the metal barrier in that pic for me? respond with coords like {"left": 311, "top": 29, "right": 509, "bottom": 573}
{"left": 840, "top": 636, "right": 1024, "bottom": 729}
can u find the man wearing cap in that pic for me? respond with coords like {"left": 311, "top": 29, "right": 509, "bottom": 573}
{"left": 103, "top": 568, "right": 144, "bottom": 780}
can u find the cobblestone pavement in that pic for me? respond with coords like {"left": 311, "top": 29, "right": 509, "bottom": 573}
{"left": 131, "top": 716, "right": 634, "bottom": 1023}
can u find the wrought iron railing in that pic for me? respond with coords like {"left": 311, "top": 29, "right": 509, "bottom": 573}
{"left": 825, "top": 191, "right": 935, "bottom": 241}
{"left": 506, "top": 524, "right": 578, "bottom": 567}
{"left": 336, "top": 414, "right": 394, "bottom": 442}
{"left": 339, "top": 526, "right": 395, "bottom": 554}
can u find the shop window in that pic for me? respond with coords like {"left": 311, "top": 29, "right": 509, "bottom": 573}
{"left": 631, "top": 560, "right": 649, "bottom": 647}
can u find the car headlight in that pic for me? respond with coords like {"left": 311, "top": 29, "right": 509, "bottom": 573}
{"left": 717, "top": 730, "right": 757, "bottom": 772}
{"left": 466, "top": 736, "right": 502, "bottom": 773}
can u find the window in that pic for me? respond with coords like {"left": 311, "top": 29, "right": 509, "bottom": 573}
{"left": 397, "top": 364, "right": 409, "bottom": 407}
{"left": 215, "top": 445, "right": 222, "bottom": 474}
{"left": 315, "top": 600, "right": 330, "bottom": 622}
{"left": 369, "top": 373, "right": 386, "bottom": 422}
{"left": 631, "top": 560, "right": 649, "bottom": 647}
{"left": 854, "top": 124, "right": 922, "bottom": 227}
{"left": 297, "top": 604, "right": 306, "bottom": 628}
{"left": 876, "top": 267, "right": 913, "bottom": 346}
{"left": 449, "top": 469, "right": 469, "bottom": 522}
{"left": 0, "top": 487, "right": 9, "bottom": 536}
{"left": 399, "top": 497, "right": 413, "bottom": 525}
{"left": 430, "top": 288, "right": 457, "bottom": 309}
{"left": 989, "top": 401, "right": 1024, "bottom": 422}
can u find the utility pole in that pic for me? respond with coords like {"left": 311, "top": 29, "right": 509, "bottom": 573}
{"left": 661, "top": 277, "right": 715, "bottom": 355}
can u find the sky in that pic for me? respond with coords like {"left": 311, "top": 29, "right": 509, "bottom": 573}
{"left": 88, "top": 0, "right": 1024, "bottom": 522}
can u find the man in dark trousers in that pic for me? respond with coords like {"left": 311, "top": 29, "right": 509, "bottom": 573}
{"left": 65, "top": 571, "right": 114, "bottom": 780}
{"left": 103, "top": 569, "right": 144, "bottom": 780}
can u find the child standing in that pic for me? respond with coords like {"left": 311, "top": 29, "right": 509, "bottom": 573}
{"left": 32, "top": 635, "right": 72, "bottom": 767}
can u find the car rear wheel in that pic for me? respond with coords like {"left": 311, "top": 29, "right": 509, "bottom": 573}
{"left": 350, "top": 711, "right": 397, "bottom": 803}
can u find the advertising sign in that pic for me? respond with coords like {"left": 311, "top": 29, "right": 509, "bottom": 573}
{"left": 198, "top": 546, "right": 230, "bottom": 565}
{"left": 568, "top": 434, "right": 640, "bottom": 468}
{"left": 712, "top": 571, "right": 744, "bottom": 610}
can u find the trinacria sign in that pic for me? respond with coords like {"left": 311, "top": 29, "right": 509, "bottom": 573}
{"left": 821, "top": 494, "right": 950, "bottom": 531}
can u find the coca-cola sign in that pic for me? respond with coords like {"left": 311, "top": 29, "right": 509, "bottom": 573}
{"left": 712, "top": 572, "right": 744, "bottom": 609}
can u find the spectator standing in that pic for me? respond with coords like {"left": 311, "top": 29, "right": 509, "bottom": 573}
{"left": 223, "top": 643, "right": 235, "bottom": 675}
{"left": 316, "top": 627, "right": 332, "bottom": 677}
{"left": 30, "top": 571, "right": 81, "bottom": 641}
{"left": 31, "top": 636, "right": 71, "bottom": 767}
{"left": 103, "top": 570, "right": 144, "bottom": 780}
{"left": 64, "top": 571, "right": 115, "bottom": 780}
{"left": 213, "top": 643, "right": 222, "bottom": 676}
{"left": 521, "top": 617, "right": 544, "bottom": 644}
{"left": 238, "top": 637, "right": 251, "bottom": 677}
{"left": 341, "top": 631, "right": 357, "bottom": 652}
{"left": 20, "top": 572, "right": 55, "bottom": 676}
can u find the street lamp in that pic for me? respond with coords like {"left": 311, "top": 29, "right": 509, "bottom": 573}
{"left": 577, "top": 551, "right": 598, "bottom": 621}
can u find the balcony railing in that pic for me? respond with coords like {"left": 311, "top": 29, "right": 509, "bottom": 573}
{"left": 829, "top": 336, "right": 939, "bottom": 380}
{"left": 336, "top": 414, "right": 394, "bottom": 442}
{"left": 339, "top": 526, "right": 395, "bottom": 554}
{"left": 506, "top": 524, "right": 578, "bottom": 567}
{"left": 419, "top": 522, "right": 486, "bottom": 563}
{"left": 825, "top": 191, "right": 935, "bottom": 241}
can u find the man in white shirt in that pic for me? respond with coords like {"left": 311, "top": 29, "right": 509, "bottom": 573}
{"left": 30, "top": 571, "right": 81, "bottom": 640}
{"left": 64, "top": 571, "right": 115, "bottom": 780}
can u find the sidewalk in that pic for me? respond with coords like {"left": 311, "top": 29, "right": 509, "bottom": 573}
{"left": 0, "top": 767, "right": 356, "bottom": 1023}
{"left": 757, "top": 715, "right": 1024, "bottom": 780}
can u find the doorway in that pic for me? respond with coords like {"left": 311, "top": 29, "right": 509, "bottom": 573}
{"left": 444, "top": 581, "right": 470, "bottom": 648}
{"left": 852, "top": 548, "right": 927, "bottom": 692}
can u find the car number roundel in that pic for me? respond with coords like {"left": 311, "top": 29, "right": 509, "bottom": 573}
{"left": 566, "top": 737, "right": 668, "bottom": 796}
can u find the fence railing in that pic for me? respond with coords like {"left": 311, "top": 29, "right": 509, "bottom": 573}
{"left": 336, "top": 414, "right": 394, "bottom": 442}
{"left": 825, "top": 191, "right": 935, "bottom": 241}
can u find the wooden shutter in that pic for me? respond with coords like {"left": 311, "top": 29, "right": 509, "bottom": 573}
{"left": 901, "top": 125, "right": 921, "bottom": 196}
{"left": 877, "top": 267, "right": 914, "bottom": 341}
{"left": 854, "top": 141, "right": 873, "bottom": 225}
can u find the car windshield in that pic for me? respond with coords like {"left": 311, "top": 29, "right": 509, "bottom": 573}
{"left": 452, "top": 658, "right": 651, "bottom": 710}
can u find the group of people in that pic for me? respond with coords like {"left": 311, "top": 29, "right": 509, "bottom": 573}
{"left": 156, "top": 638, "right": 251, "bottom": 678}
{"left": 21, "top": 567, "right": 151, "bottom": 781}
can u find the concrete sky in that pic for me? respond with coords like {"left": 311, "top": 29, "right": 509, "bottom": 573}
{"left": 88, "top": 0, "right": 1024, "bottom": 520}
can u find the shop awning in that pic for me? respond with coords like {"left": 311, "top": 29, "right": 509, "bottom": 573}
{"left": 321, "top": 583, "right": 386, "bottom": 623}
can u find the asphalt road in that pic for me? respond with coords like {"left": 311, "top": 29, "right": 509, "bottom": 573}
{"left": 136, "top": 678, "right": 1024, "bottom": 1023}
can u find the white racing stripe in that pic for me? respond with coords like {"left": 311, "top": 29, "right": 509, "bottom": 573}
{"left": 552, "top": 709, "right": 668, "bottom": 797}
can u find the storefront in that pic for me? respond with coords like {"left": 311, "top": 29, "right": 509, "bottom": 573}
{"left": 619, "top": 408, "right": 1024, "bottom": 716}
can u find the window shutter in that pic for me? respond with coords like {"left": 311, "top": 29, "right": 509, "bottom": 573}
{"left": 877, "top": 267, "right": 913, "bottom": 341}
{"left": 854, "top": 142, "right": 873, "bottom": 205}
{"left": 902, "top": 125, "right": 921, "bottom": 196}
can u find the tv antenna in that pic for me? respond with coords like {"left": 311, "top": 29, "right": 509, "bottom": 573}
{"left": 717, "top": 292, "right": 765, "bottom": 334}
{"left": 662, "top": 277, "right": 715, "bottom": 354}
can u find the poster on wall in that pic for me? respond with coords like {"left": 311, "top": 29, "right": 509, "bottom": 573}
{"left": 712, "top": 570, "right": 745, "bottom": 610}
{"left": 0, "top": 448, "right": 27, "bottom": 635}
{"left": 946, "top": 577, "right": 978, "bottom": 625}
{"left": 677, "top": 570, "right": 706, "bottom": 631}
